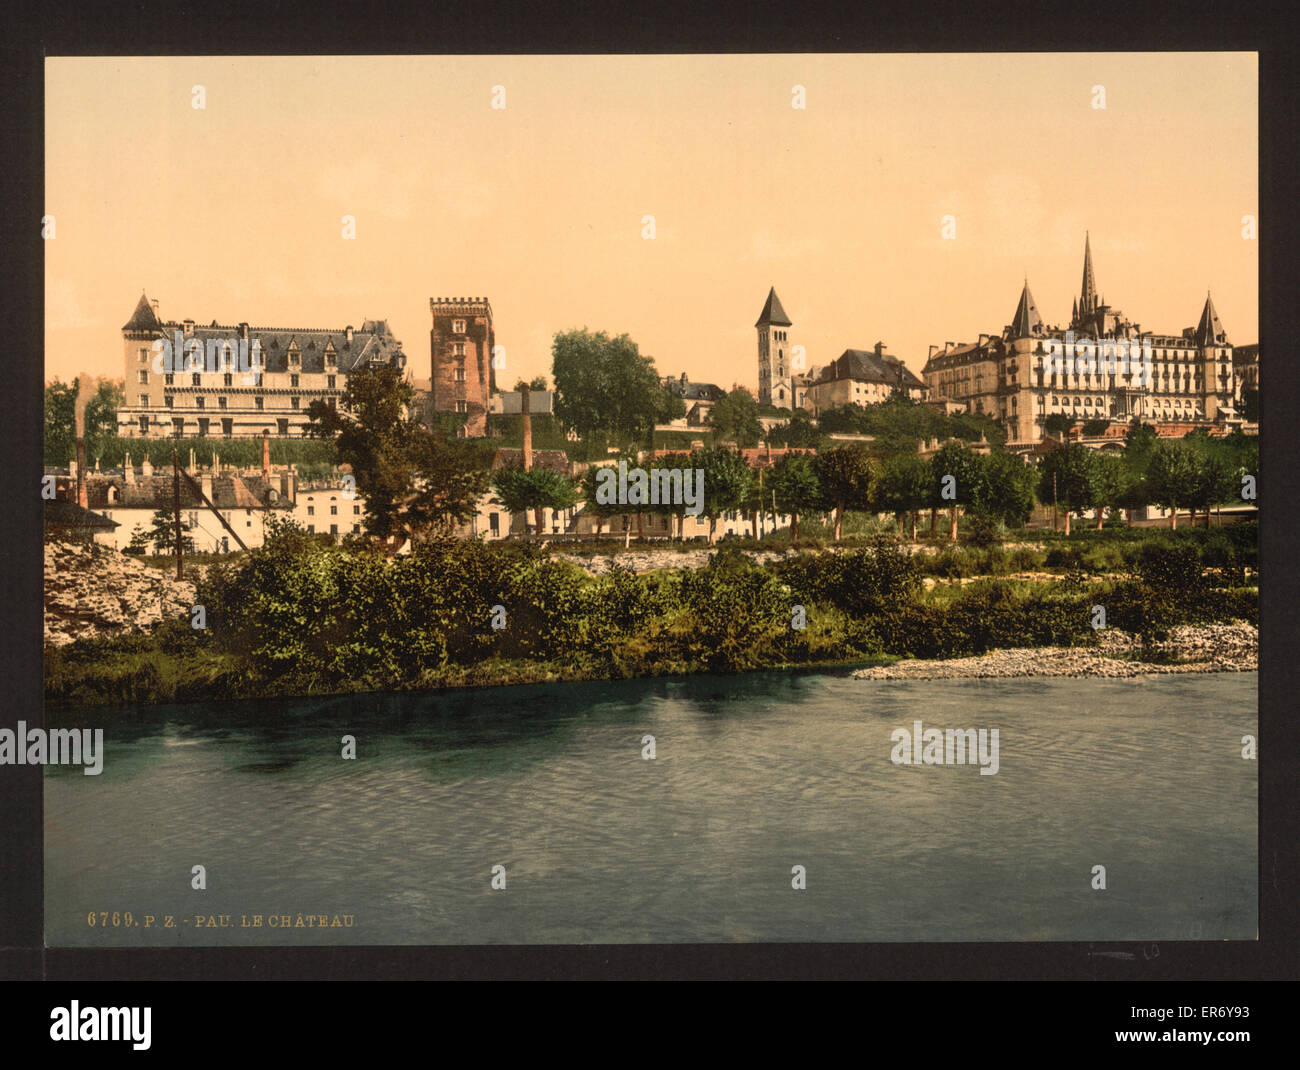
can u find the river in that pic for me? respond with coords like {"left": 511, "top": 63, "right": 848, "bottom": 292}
{"left": 45, "top": 670, "right": 1257, "bottom": 944}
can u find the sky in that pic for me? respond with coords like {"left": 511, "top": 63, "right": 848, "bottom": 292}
{"left": 45, "top": 53, "right": 1257, "bottom": 391}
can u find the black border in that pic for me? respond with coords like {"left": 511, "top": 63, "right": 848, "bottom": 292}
{"left": 3, "top": 3, "right": 1296, "bottom": 985}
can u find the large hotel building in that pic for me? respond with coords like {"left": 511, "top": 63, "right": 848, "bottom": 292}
{"left": 922, "top": 236, "right": 1240, "bottom": 446}
{"left": 115, "top": 293, "right": 407, "bottom": 438}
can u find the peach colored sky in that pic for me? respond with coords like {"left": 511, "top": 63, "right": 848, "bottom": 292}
{"left": 46, "top": 53, "right": 1257, "bottom": 392}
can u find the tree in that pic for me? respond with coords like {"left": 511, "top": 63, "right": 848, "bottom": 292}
{"left": 770, "top": 453, "right": 821, "bottom": 545}
{"left": 1145, "top": 441, "right": 1200, "bottom": 530}
{"left": 44, "top": 379, "right": 77, "bottom": 466}
{"left": 491, "top": 465, "right": 577, "bottom": 538}
{"left": 578, "top": 464, "right": 621, "bottom": 537}
{"left": 1081, "top": 418, "right": 1110, "bottom": 437}
{"left": 815, "top": 445, "right": 875, "bottom": 541}
{"left": 1043, "top": 413, "right": 1076, "bottom": 439}
{"left": 305, "top": 363, "right": 488, "bottom": 545}
{"left": 1036, "top": 444, "right": 1097, "bottom": 535}
{"left": 875, "top": 454, "right": 932, "bottom": 540}
{"left": 513, "top": 376, "right": 548, "bottom": 392}
{"left": 930, "top": 441, "right": 984, "bottom": 540}
{"left": 977, "top": 452, "right": 1037, "bottom": 529}
{"left": 83, "top": 380, "right": 125, "bottom": 458}
{"left": 551, "top": 328, "right": 681, "bottom": 447}
{"left": 693, "top": 447, "right": 754, "bottom": 545}
{"left": 708, "top": 387, "right": 763, "bottom": 448}
{"left": 769, "top": 408, "right": 820, "bottom": 448}
{"left": 148, "top": 509, "right": 195, "bottom": 555}
{"left": 124, "top": 525, "right": 150, "bottom": 555}
{"left": 1189, "top": 448, "right": 1235, "bottom": 528}
{"left": 1089, "top": 451, "right": 1130, "bottom": 530}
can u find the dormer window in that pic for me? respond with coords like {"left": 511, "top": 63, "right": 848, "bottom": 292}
{"left": 289, "top": 350, "right": 300, "bottom": 367}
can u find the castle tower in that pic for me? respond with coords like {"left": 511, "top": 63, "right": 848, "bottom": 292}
{"left": 430, "top": 296, "right": 495, "bottom": 437}
{"left": 755, "top": 286, "right": 793, "bottom": 408}
{"left": 121, "top": 292, "right": 165, "bottom": 437}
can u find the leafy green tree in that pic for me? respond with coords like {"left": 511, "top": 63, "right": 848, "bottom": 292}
{"left": 1089, "top": 451, "right": 1130, "bottom": 529}
{"left": 1189, "top": 448, "right": 1235, "bottom": 528}
{"left": 148, "top": 509, "right": 195, "bottom": 555}
{"left": 977, "top": 452, "right": 1037, "bottom": 529}
{"left": 578, "top": 464, "right": 621, "bottom": 537}
{"left": 491, "top": 465, "right": 577, "bottom": 538}
{"left": 931, "top": 441, "right": 984, "bottom": 540}
{"left": 768, "top": 408, "right": 820, "bottom": 448}
{"left": 84, "top": 379, "right": 125, "bottom": 458}
{"left": 708, "top": 387, "right": 763, "bottom": 447}
{"left": 551, "top": 328, "right": 681, "bottom": 447}
{"left": 1081, "top": 418, "right": 1110, "bottom": 437}
{"left": 815, "top": 444, "right": 875, "bottom": 541}
{"left": 44, "top": 379, "right": 77, "bottom": 466}
{"left": 513, "top": 376, "right": 548, "bottom": 392}
{"left": 306, "top": 363, "right": 488, "bottom": 544}
{"left": 1036, "top": 443, "right": 1098, "bottom": 535}
{"left": 771, "top": 453, "right": 821, "bottom": 545}
{"left": 876, "top": 454, "right": 932, "bottom": 540}
{"left": 1145, "top": 441, "right": 1201, "bottom": 530}
{"left": 693, "top": 446, "right": 754, "bottom": 545}
{"left": 1043, "top": 413, "right": 1076, "bottom": 438}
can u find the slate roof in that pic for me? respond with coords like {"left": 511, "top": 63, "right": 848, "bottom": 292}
{"left": 44, "top": 499, "right": 119, "bottom": 530}
{"left": 820, "top": 349, "right": 925, "bottom": 390}
{"left": 1194, "top": 293, "right": 1229, "bottom": 347}
{"left": 124, "top": 295, "right": 405, "bottom": 375}
{"left": 755, "top": 287, "right": 792, "bottom": 327}
{"left": 79, "top": 474, "right": 292, "bottom": 511}
{"left": 1009, "top": 282, "right": 1043, "bottom": 338}
{"left": 665, "top": 378, "right": 726, "bottom": 402}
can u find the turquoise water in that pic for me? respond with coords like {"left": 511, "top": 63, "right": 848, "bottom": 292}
{"left": 45, "top": 671, "right": 1257, "bottom": 944}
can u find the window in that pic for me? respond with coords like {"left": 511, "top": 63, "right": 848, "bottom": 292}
{"left": 330, "top": 524, "right": 338, "bottom": 535}
{"left": 455, "top": 400, "right": 468, "bottom": 413}
{"left": 172, "top": 418, "right": 185, "bottom": 437}
{"left": 291, "top": 397, "right": 300, "bottom": 409}
{"left": 222, "top": 418, "right": 233, "bottom": 437}
{"left": 165, "top": 373, "right": 174, "bottom": 385}
{"left": 352, "top": 524, "right": 360, "bottom": 533}
{"left": 255, "top": 396, "right": 264, "bottom": 410}
{"left": 277, "top": 418, "right": 289, "bottom": 436}
{"left": 165, "top": 396, "right": 174, "bottom": 408}
{"left": 307, "top": 524, "right": 315, "bottom": 534}
{"left": 330, "top": 505, "right": 338, "bottom": 515}
{"left": 353, "top": 505, "right": 360, "bottom": 514}
{"left": 192, "top": 373, "right": 202, "bottom": 386}
{"left": 138, "top": 394, "right": 149, "bottom": 407}
{"left": 138, "top": 347, "right": 149, "bottom": 363}
{"left": 197, "top": 417, "right": 210, "bottom": 435}
{"left": 327, "top": 375, "right": 336, "bottom": 389}
{"left": 290, "top": 374, "right": 300, "bottom": 388}
{"left": 195, "top": 395, "right": 205, "bottom": 409}
{"left": 137, "top": 369, "right": 149, "bottom": 384}
{"left": 453, "top": 319, "right": 466, "bottom": 334}
{"left": 138, "top": 415, "right": 149, "bottom": 434}
{"left": 307, "top": 506, "right": 314, "bottom": 516}
{"left": 455, "top": 367, "right": 466, "bottom": 382}
{"left": 218, "top": 396, "right": 227, "bottom": 409}
{"left": 289, "top": 350, "right": 300, "bottom": 367}
{"left": 489, "top": 513, "right": 500, "bottom": 534}
{"left": 224, "top": 373, "right": 233, "bottom": 387}
{"left": 454, "top": 342, "right": 465, "bottom": 356}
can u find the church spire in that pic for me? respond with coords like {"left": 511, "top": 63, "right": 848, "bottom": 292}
{"left": 755, "top": 286, "right": 792, "bottom": 328}
{"left": 1079, "top": 232, "right": 1098, "bottom": 317}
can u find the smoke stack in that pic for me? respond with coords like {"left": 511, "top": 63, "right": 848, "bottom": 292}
{"left": 262, "top": 430, "right": 270, "bottom": 479}
{"left": 521, "top": 385, "right": 533, "bottom": 472}
{"left": 76, "top": 438, "right": 87, "bottom": 508}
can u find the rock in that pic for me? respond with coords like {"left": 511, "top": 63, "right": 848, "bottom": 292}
{"left": 44, "top": 540, "right": 202, "bottom": 647}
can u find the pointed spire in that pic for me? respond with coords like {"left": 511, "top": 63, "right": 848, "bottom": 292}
{"left": 755, "top": 286, "right": 792, "bottom": 327}
{"left": 1010, "top": 281, "right": 1042, "bottom": 338}
{"left": 1080, "top": 232, "right": 1098, "bottom": 317}
{"left": 1194, "top": 291, "right": 1228, "bottom": 347}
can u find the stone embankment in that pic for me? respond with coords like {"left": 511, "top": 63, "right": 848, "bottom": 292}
{"left": 852, "top": 623, "right": 1257, "bottom": 680}
{"left": 44, "top": 540, "right": 200, "bottom": 647}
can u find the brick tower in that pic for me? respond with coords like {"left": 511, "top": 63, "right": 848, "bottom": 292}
{"left": 430, "top": 296, "right": 495, "bottom": 436}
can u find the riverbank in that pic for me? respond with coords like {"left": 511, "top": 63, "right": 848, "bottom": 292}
{"left": 851, "top": 623, "right": 1257, "bottom": 680}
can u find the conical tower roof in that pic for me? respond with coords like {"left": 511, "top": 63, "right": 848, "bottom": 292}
{"left": 123, "top": 291, "right": 161, "bottom": 331}
{"left": 1010, "top": 281, "right": 1042, "bottom": 338}
{"left": 755, "top": 286, "right": 792, "bottom": 327}
{"left": 1194, "top": 292, "right": 1228, "bottom": 346}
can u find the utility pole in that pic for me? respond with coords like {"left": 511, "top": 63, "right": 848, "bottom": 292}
{"left": 172, "top": 451, "right": 184, "bottom": 579}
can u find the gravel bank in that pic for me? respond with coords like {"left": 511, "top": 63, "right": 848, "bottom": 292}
{"left": 852, "top": 623, "right": 1257, "bottom": 680}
